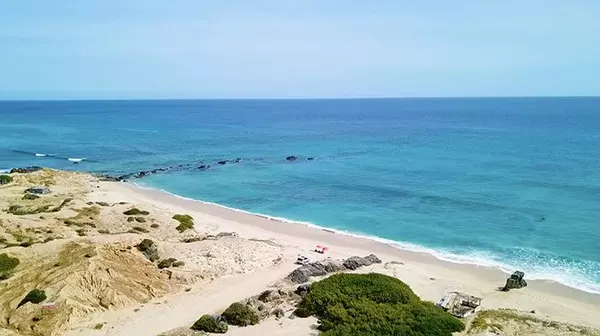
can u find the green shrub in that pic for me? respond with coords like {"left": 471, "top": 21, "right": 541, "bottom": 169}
{"left": 296, "top": 273, "right": 464, "bottom": 336}
{"left": 135, "top": 217, "right": 146, "bottom": 223}
{"left": 173, "top": 214, "right": 194, "bottom": 233}
{"left": 0, "top": 175, "right": 12, "bottom": 185}
{"left": 191, "top": 314, "right": 228, "bottom": 333}
{"left": 221, "top": 302, "right": 259, "bottom": 326}
{"left": 123, "top": 208, "right": 149, "bottom": 216}
{"left": 172, "top": 261, "right": 185, "bottom": 267}
{"left": 0, "top": 253, "right": 20, "bottom": 280}
{"left": 18, "top": 289, "right": 47, "bottom": 307}
{"left": 157, "top": 258, "right": 177, "bottom": 269}
{"left": 136, "top": 239, "right": 159, "bottom": 261}
{"left": 150, "top": 224, "right": 159, "bottom": 229}
{"left": 127, "top": 217, "right": 134, "bottom": 222}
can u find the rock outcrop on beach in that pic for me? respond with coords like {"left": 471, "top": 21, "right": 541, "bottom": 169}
{"left": 286, "top": 254, "right": 382, "bottom": 283}
{"left": 24, "top": 186, "right": 51, "bottom": 195}
{"left": 9, "top": 167, "right": 43, "bottom": 174}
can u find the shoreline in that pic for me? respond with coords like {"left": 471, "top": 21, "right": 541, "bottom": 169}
{"left": 130, "top": 181, "right": 600, "bottom": 296}
{"left": 120, "top": 181, "right": 600, "bottom": 308}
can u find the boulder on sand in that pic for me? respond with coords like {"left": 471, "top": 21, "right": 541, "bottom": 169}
{"left": 343, "top": 254, "right": 382, "bottom": 270}
{"left": 286, "top": 255, "right": 382, "bottom": 283}
{"left": 10, "top": 166, "right": 43, "bottom": 174}
{"left": 24, "top": 186, "right": 51, "bottom": 195}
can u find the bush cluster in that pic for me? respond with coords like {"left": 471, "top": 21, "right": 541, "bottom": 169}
{"left": 0, "top": 253, "right": 20, "bottom": 280}
{"left": 136, "top": 239, "right": 159, "bottom": 261}
{"left": 295, "top": 273, "right": 464, "bottom": 336}
{"left": 0, "top": 175, "right": 12, "bottom": 185}
{"left": 123, "top": 208, "right": 149, "bottom": 216}
{"left": 18, "top": 289, "right": 47, "bottom": 307}
{"left": 191, "top": 314, "right": 228, "bottom": 333}
{"left": 173, "top": 214, "right": 194, "bottom": 233}
{"left": 221, "top": 302, "right": 259, "bottom": 326}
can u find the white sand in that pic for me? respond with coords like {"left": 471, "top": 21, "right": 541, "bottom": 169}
{"left": 67, "top": 181, "right": 600, "bottom": 335}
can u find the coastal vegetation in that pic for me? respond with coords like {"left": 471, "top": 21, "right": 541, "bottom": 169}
{"left": 136, "top": 238, "right": 159, "bottom": 261}
{"left": 221, "top": 302, "right": 260, "bottom": 326}
{"left": 7, "top": 198, "right": 72, "bottom": 215}
{"left": 18, "top": 289, "right": 47, "bottom": 307}
{"left": 467, "top": 309, "right": 600, "bottom": 335}
{"left": 0, "top": 253, "right": 20, "bottom": 280}
{"left": 191, "top": 314, "right": 228, "bottom": 333}
{"left": 123, "top": 208, "right": 150, "bottom": 216}
{"left": 295, "top": 273, "right": 464, "bottom": 336}
{"left": 0, "top": 175, "right": 13, "bottom": 185}
{"left": 173, "top": 214, "right": 194, "bottom": 233}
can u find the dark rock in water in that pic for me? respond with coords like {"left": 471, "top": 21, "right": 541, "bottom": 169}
{"left": 233, "top": 158, "right": 242, "bottom": 163}
{"left": 198, "top": 165, "right": 211, "bottom": 170}
{"left": 286, "top": 156, "right": 298, "bottom": 161}
{"left": 10, "top": 166, "right": 43, "bottom": 174}
{"left": 25, "top": 186, "right": 51, "bottom": 195}
{"left": 307, "top": 157, "right": 315, "bottom": 161}
{"left": 343, "top": 254, "right": 382, "bottom": 270}
{"left": 217, "top": 160, "right": 229, "bottom": 165}
{"left": 286, "top": 255, "right": 382, "bottom": 283}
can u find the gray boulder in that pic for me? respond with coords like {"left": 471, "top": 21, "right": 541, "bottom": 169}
{"left": 343, "top": 254, "right": 382, "bottom": 270}
{"left": 295, "top": 284, "right": 311, "bottom": 296}
{"left": 286, "top": 255, "right": 382, "bottom": 283}
{"left": 25, "top": 186, "right": 51, "bottom": 195}
{"left": 10, "top": 166, "right": 43, "bottom": 174}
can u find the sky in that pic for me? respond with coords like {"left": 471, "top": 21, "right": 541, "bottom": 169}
{"left": 1, "top": 1, "right": 600, "bottom": 99}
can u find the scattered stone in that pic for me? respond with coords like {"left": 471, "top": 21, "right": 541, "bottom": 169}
{"left": 198, "top": 165, "right": 211, "bottom": 170}
{"left": 25, "top": 186, "right": 51, "bottom": 195}
{"left": 272, "top": 307, "right": 285, "bottom": 319}
{"left": 295, "top": 284, "right": 311, "bottom": 296}
{"left": 217, "top": 160, "right": 228, "bottom": 165}
{"left": 258, "top": 290, "right": 281, "bottom": 303}
{"left": 95, "top": 202, "right": 110, "bottom": 207}
{"left": 287, "top": 255, "right": 382, "bottom": 283}
{"left": 285, "top": 156, "right": 298, "bottom": 161}
{"left": 10, "top": 166, "right": 43, "bottom": 174}
{"left": 342, "top": 254, "right": 382, "bottom": 270}
{"left": 307, "top": 157, "right": 315, "bottom": 161}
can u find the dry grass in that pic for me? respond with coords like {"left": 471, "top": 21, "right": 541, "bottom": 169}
{"left": 468, "top": 309, "right": 600, "bottom": 335}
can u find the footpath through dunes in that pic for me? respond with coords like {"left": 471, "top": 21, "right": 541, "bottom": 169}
{"left": 1, "top": 168, "right": 599, "bottom": 336}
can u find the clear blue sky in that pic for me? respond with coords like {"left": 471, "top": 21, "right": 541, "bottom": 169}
{"left": 1, "top": 1, "right": 599, "bottom": 99}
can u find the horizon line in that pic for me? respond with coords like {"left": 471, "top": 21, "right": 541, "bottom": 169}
{"left": 1, "top": 95, "right": 600, "bottom": 103}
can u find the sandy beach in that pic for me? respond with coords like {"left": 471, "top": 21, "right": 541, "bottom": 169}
{"left": 78, "top": 180, "right": 600, "bottom": 335}
{"left": 1, "top": 169, "right": 599, "bottom": 336}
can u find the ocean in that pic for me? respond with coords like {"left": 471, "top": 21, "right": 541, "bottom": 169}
{"left": 1, "top": 98, "right": 599, "bottom": 293}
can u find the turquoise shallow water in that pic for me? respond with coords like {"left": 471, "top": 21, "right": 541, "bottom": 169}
{"left": 1, "top": 98, "right": 599, "bottom": 293}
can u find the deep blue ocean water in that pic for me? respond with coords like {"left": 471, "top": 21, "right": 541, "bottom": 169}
{"left": 1, "top": 98, "right": 599, "bottom": 293}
